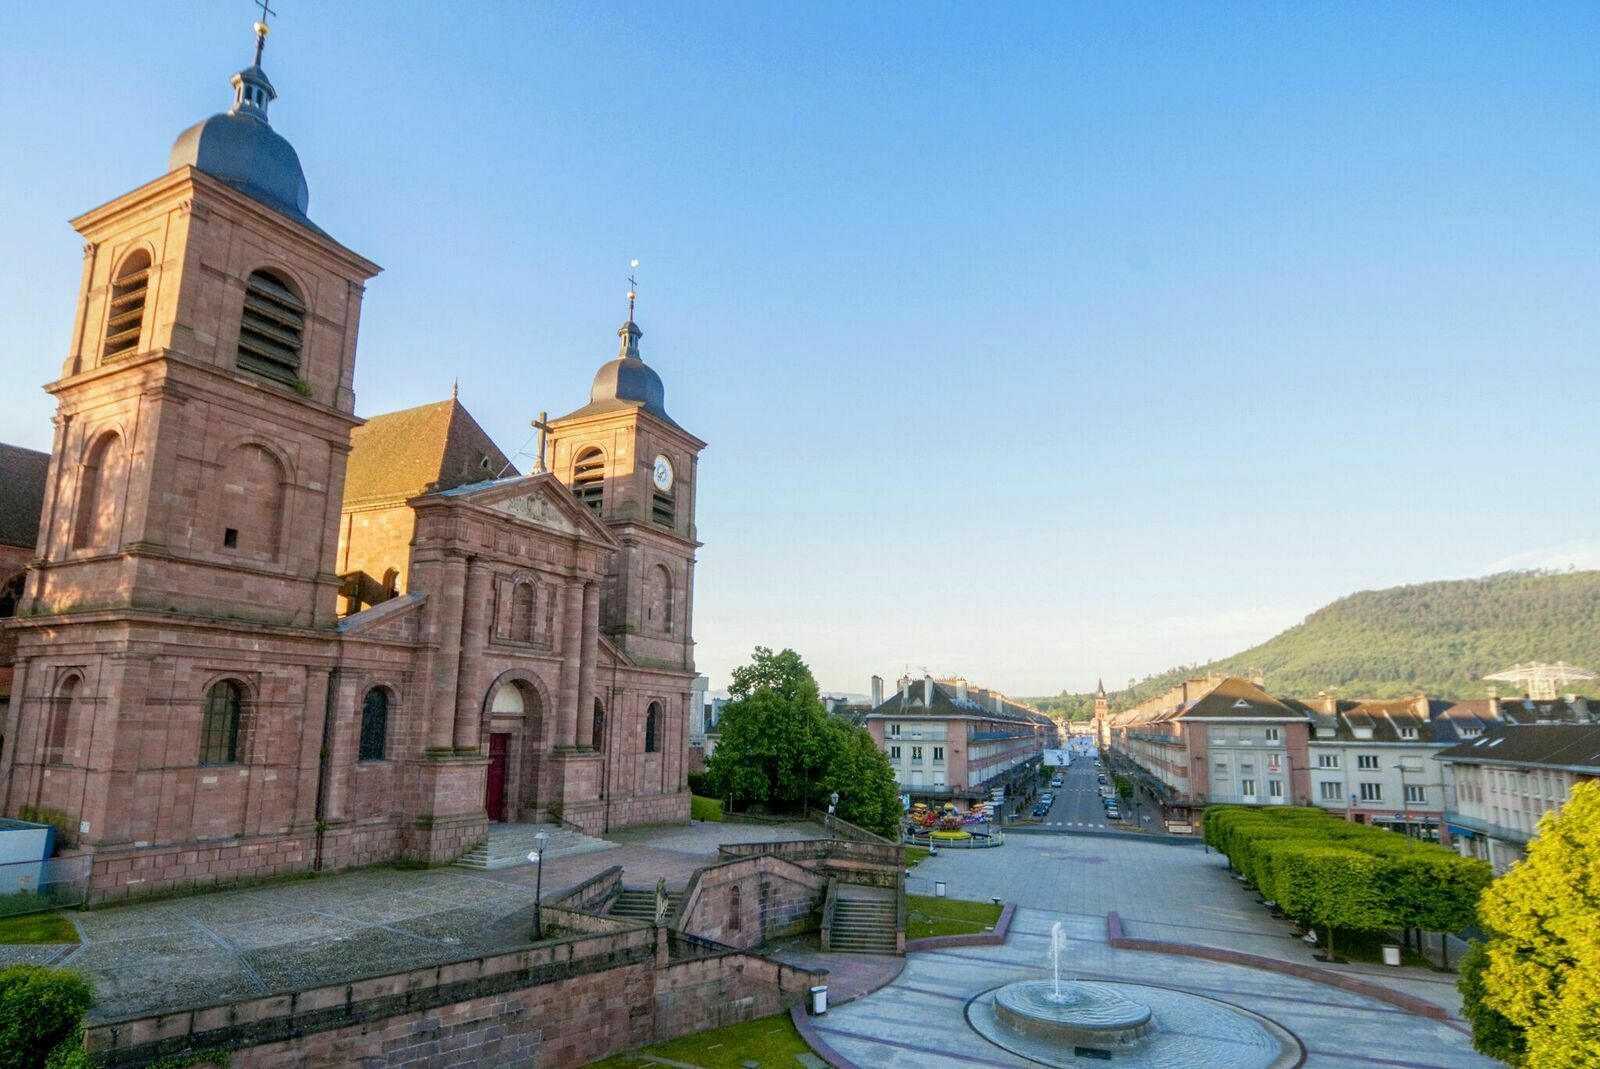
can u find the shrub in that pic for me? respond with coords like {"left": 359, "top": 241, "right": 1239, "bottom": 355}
{"left": 0, "top": 965, "right": 92, "bottom": 1069}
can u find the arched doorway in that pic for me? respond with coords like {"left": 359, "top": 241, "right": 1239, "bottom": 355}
{"left": 484, "top": 674, "right": 549, "bottom": 823}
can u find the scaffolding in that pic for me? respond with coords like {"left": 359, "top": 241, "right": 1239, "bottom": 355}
{"left": 1483, "top": 661, "right": 1598, "bottom": 701}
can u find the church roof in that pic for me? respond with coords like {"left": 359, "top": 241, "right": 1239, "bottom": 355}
{"left": 344, "top": 399, "right": 515, "bottom": 507}
{"left": 558, "top": 320, "right": 682, "bottom": 430}
{"left": 0, "top": 443, "right": 50, "bottom": 550}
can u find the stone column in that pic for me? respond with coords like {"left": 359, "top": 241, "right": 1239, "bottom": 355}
{"left": 556, "top": 578, "right": 583, "bottom": 747}
{"left": 453, "top": 558, "right": 492, "bottom": 751}
{"left": 428, "top": 554, "right": 468, "bottom": 751}
{"left": 575, "top": 580, "right": 600, "bottom": 748}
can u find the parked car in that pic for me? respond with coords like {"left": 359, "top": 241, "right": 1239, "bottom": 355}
{"left": 1105, "top": 806, "right": 1121, "bottom": 820}
{"left": 1050, "top": 777, "right": 1064, "bottom": 788}
{"left": 1097, "top": 774, "right": 1108, "bottom": 785}
{"left": 1040, "top": 793, "right": 1054, "bottom": 804}
{"left": 1031, "top": 803, "right": 1049, "bottom": 818}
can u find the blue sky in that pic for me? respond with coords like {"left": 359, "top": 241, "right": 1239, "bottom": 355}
{"left": 3, "top": 3, "right": 1597, "bottom": 696}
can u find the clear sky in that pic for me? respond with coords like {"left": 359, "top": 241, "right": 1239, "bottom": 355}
{"left": 3, "top": 3, "right": 1598, "bottom": 697}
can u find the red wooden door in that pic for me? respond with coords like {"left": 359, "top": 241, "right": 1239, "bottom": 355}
{"left": 486, "top": 733, "right": 510, "bottom": 822}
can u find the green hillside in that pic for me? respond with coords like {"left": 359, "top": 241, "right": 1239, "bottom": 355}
{"left": 1033, "top": 570, "right": 1600, "bottom": 715}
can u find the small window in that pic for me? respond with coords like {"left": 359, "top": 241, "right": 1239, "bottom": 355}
{"left": 644, "top": 701, "right": 661, "bottom": 753}
{"left": 1405, "top": 785, "right": 1425, "bottom": 804}
{"left": 890, "top": 724, "right": 901, "bottom": 737}
{"left": 933, "top": 746, "right": 944, "bottom": 761}
{"left": 1265, "top": 727, "right": 1280, "bottom": 742}
{"left": 1240, "top": 778, "right": 1256, "bottom": 796}
{"left": 200, "top": 680, "right": 242, "bottom": 765}
{"left": 1359, "top": 782, "right": 1383, "bottom": 802}
{"left": 728, "top": 883, "right": 741, "bottom": 932}
{"left": 1268, "top": 780, "right": 1283, "bottom": 798}
{"left": 47, "top": 675, "right": 80, "bottom": 765}
{"left": 103, "top": 250, "right": 151, "bottom": 359}
{"left": 890, "top": 745, "right": 901, "bottom": 759}
{"left": 359, "top": 688, "right": 388, "bottom": 761}
{"left": 511, "top": 582, "right": 536, "bottom": 642}
{"left": 1317, "top": 753, "right": 1339, "bottom": 768}
{"left": 237, "top": 269, "right": 306, "bottom": 384}
{"left": 0, "top": 572, "right": 24, "bottom": 618}
{"left": 223, "top": 527, "right": 239, "bottom": 549}
{"left": 572, "top": 448, "right": 605, "bottom": 513}
{"left": 1400, "top": 726, "right": 1417, "bottom": 739}
{"left": 1358, "top": 754, "right": 1379, "bottom": 770}
{"left": 1319, "top": 781, "right": 1343, "bottom": 801}
{"left": 911, "top": 746, "right": 923, "bottom": 760}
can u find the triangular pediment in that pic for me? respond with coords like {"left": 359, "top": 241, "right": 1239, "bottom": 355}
{"left": 437, "top": 473, "right": 619, "bottom": 547}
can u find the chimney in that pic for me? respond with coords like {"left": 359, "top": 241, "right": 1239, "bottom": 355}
{"left": 923, "top": 676, "right": 933, "bottom": 707}
{"left": 955, "top": 678, "right": 968, "bottom": 702}
{"left": 1487, "top": 686, "right": 1501, "bottom": 720}
{"left": 871, "top": 675, "right": 884, "bottom": 708}
{"left": 992, "top": 692, "right": 1003, "bottom": 715}
{"left": 900, "top": 676, "right": 910, "bottom": 702}
{"left": 1317, "top": 692, "right": 1336, "bottom": 716}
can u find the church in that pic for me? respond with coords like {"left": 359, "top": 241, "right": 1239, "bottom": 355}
{"left": 0, "top": 22, "right": 704, "bottom": 902}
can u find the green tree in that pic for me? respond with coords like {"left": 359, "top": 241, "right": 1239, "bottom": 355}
{"left": 1468, "top": 780, "right": 1600, "bottom": 1067}
{"left": 1459, "top": 940, "right": 1527, "bottom": 1065}
{"left": 705, "top": 647, "right": 830, "bottom": 811}
{"left": 820, "top": 718, "right": 902, "bottom": 839}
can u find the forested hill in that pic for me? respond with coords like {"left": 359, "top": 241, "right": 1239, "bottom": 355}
{"left": 1032, "top": 571, "right": 1600, "bottom": 717}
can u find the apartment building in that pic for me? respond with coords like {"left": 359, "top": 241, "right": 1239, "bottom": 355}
{"left": 864, "top": 675, "right": 1051, "bottom": 807}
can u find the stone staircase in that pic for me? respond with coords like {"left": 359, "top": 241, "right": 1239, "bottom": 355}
{"left": 829, "top": 889, "right": 899, "bottom": 954}
{"left": 608, "top": 887, "right": 684, "bottom": 923}
{"left": 453, "top": 822, "right": 619, "bottom": 871}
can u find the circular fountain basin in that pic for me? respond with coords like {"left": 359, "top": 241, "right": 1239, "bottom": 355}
{"left": 994, "top": 980, "right": 1155, "bottom": 1047}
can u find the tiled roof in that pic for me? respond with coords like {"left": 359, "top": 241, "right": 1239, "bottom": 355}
{"left": 865, "top": 678, "right": 1050, "bottom": 727}
{"left": 1179, "top": 676, "right": 1299, "bottom": 720}
{"left": 1436, "top": 723, "right": 1600, "bottom": 772}
{"left": 344, "top": 399, "right": 514, "bottom": 507}
{"left": 0, "top": 443, "right": 49, "bottom": 550}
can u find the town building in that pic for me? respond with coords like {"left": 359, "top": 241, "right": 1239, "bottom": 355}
{"left": 863, "top": 675, "right": 1051, "bottom": 807}
{"left": 1437, "top": 700, "right": 1600, "bottom": 872}
{"left": 0, "top": 25, "right": 704, "bottom": 901}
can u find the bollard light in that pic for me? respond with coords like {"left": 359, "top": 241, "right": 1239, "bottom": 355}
{"left": 935, "top": 880, "right": 947, "bottom": 897}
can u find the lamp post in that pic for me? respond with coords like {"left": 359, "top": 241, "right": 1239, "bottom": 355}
{"left": 828, "top": 791, "right": 839, "bottom": 816}
{"left": 1391, "top": 764, "right": 1415, "bottom": 848}
{"left": 529, "top": 830, "right": 550, "bottom": 940}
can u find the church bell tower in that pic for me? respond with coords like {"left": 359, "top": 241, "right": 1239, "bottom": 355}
{"left": 546, "top": 297, "right": 704, "bottom": 671}
{"left": 20, "top": 18, "right": 380, "bottom": 628}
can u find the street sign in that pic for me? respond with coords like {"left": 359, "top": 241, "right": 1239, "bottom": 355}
{"left": 1393, "top": 812, "right": 1404, "bottom": 822}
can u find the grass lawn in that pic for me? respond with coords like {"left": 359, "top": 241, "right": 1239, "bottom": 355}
{"left": 0, "top": 911, "right": 79, "bottom": 944}
{"left": 905, "top": 893, "right": 1003, "bottom": 939}
{"left": 690, "top": 795, "right": 724, "bottom": 822}
{"left": 902, "top": 846, "right": 929, "bottom": 866}
{"left": 584, "top": 1012, "right": 820, "bottom": 1068}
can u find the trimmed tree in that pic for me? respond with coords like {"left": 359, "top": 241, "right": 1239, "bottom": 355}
{"left": 819, "top": 718, "right": 903, "bottom": 839}
{"left": 1467, "top": 780, "right": 1600, "bottom": 1067}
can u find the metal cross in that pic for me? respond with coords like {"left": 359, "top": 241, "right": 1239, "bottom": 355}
{"left": 255, "top": 0, "right": 277, "bottom": 24}
{"left": 627, "top": 258, "right": 639, "bottom": 321}
{"left": 530, "top": 411, "right": 553, "bottom": 474}
{"left": 252, "top": 0, "right": 277, "bottom": 65}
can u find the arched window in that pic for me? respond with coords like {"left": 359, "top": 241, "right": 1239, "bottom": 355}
{"left": 728, "top": 883, "right": 742, "bottom": 932}
{"left": 381, "top": 568, "right": 400, "bottom": 600}
{"left": 511, "top": 582, "right": 536, "bottom": 642}
{"left": 644, "top": 701, "right": 661, "bottom": 754}
{"left": 648, "top": 564, "right": 674, "bottom": 634}
{"left": 102, "top": 250, "right": 151, "bottom": 360}
{"left": 359, "top": 688, "right": 388, "bottom": 761}
{"left": 47, "top": 675, "right": 79, "bottom": 765}
{"left": 219, "top": 443, "right": 286, "bottom": 560}
{"left": 72, "top": 431, "right": 125, "bottom": 551}
{"left": 0, "top": 572, "right": 24, "bottom": 618}
{"left": 237, "top": 269, "right": 306, "bottom": 385}
{"left": 592, "top": 698, "right": 605, "bottom": 752}
{"left": 200, "top": 680, "right": 242, "bottom": 765}
{"left": 572, "top": 448, "right": 605, "bottom": 513}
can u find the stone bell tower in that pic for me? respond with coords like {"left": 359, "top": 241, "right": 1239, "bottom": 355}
{"left": 20, "top": 18, "right": 380, "bottom": 629}
{"left": 546, "top": 308, "right": 705, "bottom": 672}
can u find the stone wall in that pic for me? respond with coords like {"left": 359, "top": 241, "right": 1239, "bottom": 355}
{"left": 84, "top": 925, "right": 824, "bottom": 1069}
{"left": 717, "top": 836, "right": 903, "bottom": 889}
{"left": 674, "top": 854, "right": 828, "bottom": 949}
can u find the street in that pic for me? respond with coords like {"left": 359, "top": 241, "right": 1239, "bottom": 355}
{"left": 1038, "top": 748, "right": 1117, "bottom": 830}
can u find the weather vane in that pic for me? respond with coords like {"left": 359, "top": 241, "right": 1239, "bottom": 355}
{"left": 252, "top": 0, "right": 277, "bottom": 65}
{"left": 627, "top": 258, "right": 639, "bottom": 321}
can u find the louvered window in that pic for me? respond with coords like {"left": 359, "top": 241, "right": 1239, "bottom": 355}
{"left": 651, "top": 492, "right": 675, "bottom": 528}
{"left": 237, "top": 269, "right": 306, "bottom": 384}
{"left": 102, "top": 251, "right": 151, "bottom": 359}
{"left": 572, "top": 448, "right": 605, "bottom": 513}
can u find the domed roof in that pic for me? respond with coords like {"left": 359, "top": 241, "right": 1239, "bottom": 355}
{"left": 169, "top": 45, "right": 313, "bottom": 227}
{"left": 563, "top": 320, "right": 679, "bottom": 427}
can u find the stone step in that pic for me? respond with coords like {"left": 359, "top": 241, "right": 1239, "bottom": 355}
{"left": 608, "top": 889, "right": 683, "bottom": 922}
{"left": 452, "top": 822, "right": 619, "bottom": 871}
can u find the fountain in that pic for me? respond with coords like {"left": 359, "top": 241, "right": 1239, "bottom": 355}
{"left": 963, "top": 918, "right": 1302, "bottom": 1067}
{"left": 990, "top": 922, "right": 1154, "bottom": 1047}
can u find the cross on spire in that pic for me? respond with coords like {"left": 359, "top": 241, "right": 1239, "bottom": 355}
{"left": 252, "top": 0, "right": 277, "bottom": 65}
{"left": 626, "top": 258, "right": 639, "bottom": 322}
{"left": 530, "top": 411, "right": 553, "bottom": 474}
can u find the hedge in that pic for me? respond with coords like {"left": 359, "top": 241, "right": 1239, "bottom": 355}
{"left": 0, "top": 965, "right": 92, "bottom": 1069}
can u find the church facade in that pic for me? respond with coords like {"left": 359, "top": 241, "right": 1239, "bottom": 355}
{"left": 0, "top": 31, "right": 703, "bottom": 901}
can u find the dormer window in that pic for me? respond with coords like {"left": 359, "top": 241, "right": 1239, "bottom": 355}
{"left": 237, "top": 269, "right": 305, "bottom": 384}
{"left": 103, "top": 250, "right": 151, "bottom": 359}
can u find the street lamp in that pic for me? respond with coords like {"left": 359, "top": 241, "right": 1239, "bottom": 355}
{"left": 529, "top": 830, "right": 550, "bottom": 940}
{"left": 828, "top": 791, "right": 840, "bottom": 816}
{"left": 1391, "top": 764, "right": 1415, "bottom": 848}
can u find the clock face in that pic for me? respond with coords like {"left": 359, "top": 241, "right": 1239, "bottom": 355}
{"left": 652, "top": 454, "right": 675, "bottom": 492}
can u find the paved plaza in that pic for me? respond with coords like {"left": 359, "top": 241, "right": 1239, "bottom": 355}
{"left": 2, "top": 819, "right": 828, "bottom": 1022}
{"left": 822, "top": 831, "right": 1492, "bottom": 1068}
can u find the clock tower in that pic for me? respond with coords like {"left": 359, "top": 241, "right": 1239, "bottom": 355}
{"left": 547, "top": 315, "right": 704, "bottom": 671}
